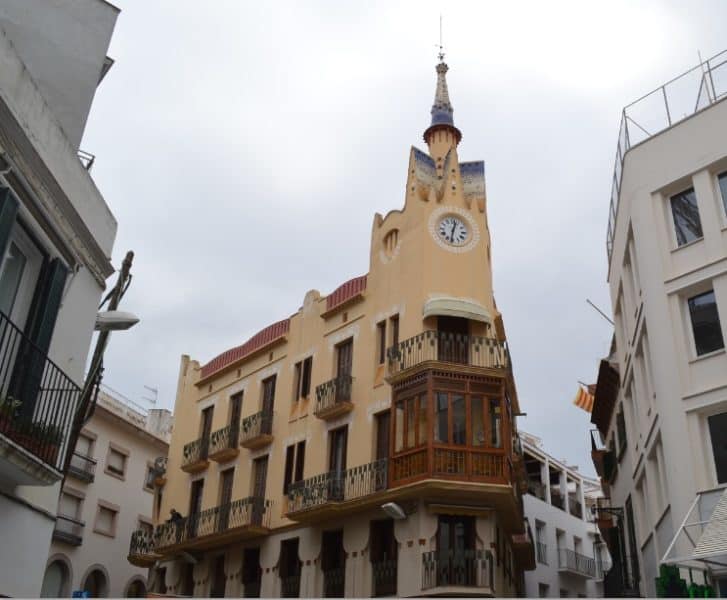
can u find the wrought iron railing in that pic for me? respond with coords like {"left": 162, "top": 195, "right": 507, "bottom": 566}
{"left": 181, "top": 435, "right": 209, "bottom": 468}
{"left": 68, "top": 452, "right": 96, "bottom": 482}
{"left": 280, "top": 575, "right": 301, "bottom": 598}
{"left": 130, "top": 497, "right": 272, "bottom": 557}
{"left": 0, "top": 310, "right": 81, "bottom": 472}
{"left": 536, "top": 542, "right": 548, "bottom": 565}
{"left": 209, "top": 423, "right": 240, "bottom": 456}
{"left": 421, "top": 549, "right": 493, "bottom": 589}
{"left": 558, "top": 548, "right": 597, "bottom": 578}
{"left": 387, "top": 331, "right": 509, "bottom": 377}
{"left": 323, "top": 567, "right": 345, "bottom": 597}
{"left": 606, "top": 50, "right": 727, "bottom": 262}
{"left": 287, "top": 458, "right": 387, "bottom": 513}
{"left": 240, "top": 410, "right": 273, "bottom": 443}
{"left": 53, "top": 515, "right": 85, "bottom": 546}
{"left": 314, "top": 374, "right": 353, "bottom": 415}
{"left": 243, "top": 581, "right": 261, "bottom": 598}
{"left": 372, "top": 558, "right": 397, "bottom": 596}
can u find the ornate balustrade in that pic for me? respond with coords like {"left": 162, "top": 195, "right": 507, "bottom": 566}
{"left": 208, "top": 423, "right": 240, "bottom": 462}
{"left": 314, "top": 374, "right": 354, "bottom": 420}
{"left": 240, "top": 410, "right": 273, "bottom": 449}
{"left": 181, "top": 436, "right": 209, "bottom": 473}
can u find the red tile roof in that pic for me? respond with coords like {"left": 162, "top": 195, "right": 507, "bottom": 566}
{"left": 325, "top": 275, "right": 367, "bottom": 313}
{"left": 199, "top": 318, "right": 290, "bottom": 381}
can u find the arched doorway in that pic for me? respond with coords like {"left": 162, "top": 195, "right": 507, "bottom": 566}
{"left": 125, "top": 577, "right": 146, "bottom": 598}
{"left": 41, "top": 560, "right": 70, "bottom": 597}
{"left": 82, "top": 568, "right": 109, "bottom": 597}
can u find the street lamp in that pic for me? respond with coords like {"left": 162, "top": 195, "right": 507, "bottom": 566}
{"left": 95, "top": 310, "right": 139, "bottom": 332}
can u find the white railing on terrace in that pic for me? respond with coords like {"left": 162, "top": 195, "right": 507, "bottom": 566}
{"left": 607, "top": 49, "right": 727, "bottom": 264}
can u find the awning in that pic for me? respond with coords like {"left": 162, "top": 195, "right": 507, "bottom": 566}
{"left": 423, "top": 297, "right": 493, "bottom": 324}
{"left": 661, "top": 487, "right": 727, "bottom": 572}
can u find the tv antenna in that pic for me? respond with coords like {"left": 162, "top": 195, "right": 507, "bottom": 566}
{"left": 142, "top": 384, "right": 158, "bottom": 405}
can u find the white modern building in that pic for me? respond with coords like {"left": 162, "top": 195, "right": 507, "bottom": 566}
{"left": 41, "top": 386, "right": 171, "bottom": 598}
{"left": 520, "top": 432, "right": 607, "bottom": 598}
{"left": 591, "top": 50, "right": 727, "bottom": 597}
{"left": 0, "top": 2, "right": 121, "bottom": 597}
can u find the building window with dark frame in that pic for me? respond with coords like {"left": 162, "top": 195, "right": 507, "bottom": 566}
{"left": 708, "top": 412, "right": 727, "bottom": 484}
{"left": 283, "top": 441, "right": 306, "bottom": 494}
{"left": 718, "top": 172, "right": 727, "bottom": 217}
{"left": 293, "top": 357, "right": 312, "bottom": 401}
{"left": 688, "top": 290, "right": 725, "bottom": 356}
{"left": 321, "top": 529, "right": 346, "bottom": 597}
{"left": 670, "top": 188, "right": 703, "bottom": 246}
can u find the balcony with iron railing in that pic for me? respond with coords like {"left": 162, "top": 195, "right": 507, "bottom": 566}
{"left": 314, "top": 374, "right": 353, "bottom": 420}
{"left": 67, "top": 452, "right": 96, "bottom": 483}
{"left": 53, "top": 515, "right": 85, "bottom": 546}
{"left": 421, "top": 549, "right": 494, "bottom": 594}
{"left": 0, "top": 310, "right": 81, "bottom": 483}
{"left": 208, "top": 423, "right": 240, "bottom": 462}
{"left": 128, "top": 496, "right": 272, "bottom": 566}
{"left": 239, "top": 410, "right": 273, "bottom": 450}
{"left": 152, "top": 456, "right": 167, "bottom": 486}
{"left": 181, "top": 436, "right": 209, "bottom": 473}
{"left": 286, "top": 458, "right": 387, "bottom": 521}
{"left": 558, "top": 548, "right": 598, "bottom": 579}
{"left": 386, "top": 331, "right": 509, "bottom": 382}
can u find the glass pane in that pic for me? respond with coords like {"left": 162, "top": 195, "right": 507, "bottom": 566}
{"left": 418, "top": 395, "right": 428, "bottom": 445}
{"left": 471, "top": 397, "right": 484, "bottom": 446}
{"left": 490, "top": 399, "right": 502, "bottom": 448}
{"left": 452, "top": 395, "right": 465, "bottom": 445}
{"left": 434, "top": 392, "right": 448, "bottom": 443}
{"left": 406, "top": 398, "right": 416, "bottom": 449}
{"left": 719, "top": 172, "right": 727, "bottom": 217}
{"left": 688, "top": 290, "right": 725, "bottom": 355}
{"left": 670, "top": 188, "right": 703, "bottom": 246}
{"left": 708, "top": 412, "right": 727, "bottom": 484}
{"left": 0, "top": 242, "right": 26, "bottom": 316}
{"left": 394, "top": 402, "right": 404, "bottom": 452}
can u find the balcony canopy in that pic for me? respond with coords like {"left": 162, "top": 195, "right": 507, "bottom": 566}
{"left": 423, "top": 297, "right": 493, "bottom": 324}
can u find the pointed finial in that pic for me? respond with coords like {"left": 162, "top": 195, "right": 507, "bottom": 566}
{"left": 438, "top": 14, "right": 445, "bottom": 63}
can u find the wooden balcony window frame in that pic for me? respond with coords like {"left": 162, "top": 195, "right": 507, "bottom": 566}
{"left": 389, "top": 371, "right": 512, "bottom": 487}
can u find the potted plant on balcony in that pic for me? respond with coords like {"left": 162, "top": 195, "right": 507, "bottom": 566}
{"left": 0, "top": 395, "right": 21, "bottom": 431}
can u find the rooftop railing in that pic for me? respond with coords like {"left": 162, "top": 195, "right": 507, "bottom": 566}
{"left": 607, "top": 50, "right": 727, "bottom": 263}
{"left": 0, "top": 310, "right": 81, "bottom": 472}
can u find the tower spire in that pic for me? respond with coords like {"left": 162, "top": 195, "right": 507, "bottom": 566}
{"left": 423, "top": 52, "right": 462, "bottom": 158}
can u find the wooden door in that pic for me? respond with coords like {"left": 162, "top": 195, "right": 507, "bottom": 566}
{"left": 251, "top": 456, "right": 268, "bottom": 525}
{"left": 200, "top": 407, "right": 214, "bottom": 459}
{"left": 437, "top": 316, "right": 469, "bottom": 363}
{"left": 229, "top": 393, "right": 242, "bottom": 445}
{"left": 328, "top": 427, "right": 348, "bottom": 501}
{"left": 188, "top": 479, "right": 204, "bottom": 538}
{"left": 336, "top": 339, "right": 353, "bottom": 377}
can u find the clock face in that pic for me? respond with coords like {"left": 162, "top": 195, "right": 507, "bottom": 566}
{"left": 438, "top": 216, "right": 468, "bottom": 245}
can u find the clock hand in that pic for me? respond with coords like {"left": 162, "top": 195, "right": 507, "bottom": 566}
{"left": 449, "top": 222, "right": 456, "bottom": 241}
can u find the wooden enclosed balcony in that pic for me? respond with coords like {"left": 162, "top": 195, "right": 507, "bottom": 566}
{"left": 240, "top": 410, "right": 273, "bottom": 450}
{"left": 127, "top": 496, "right": 272, "bottom": 565}
{"left": 208, "top": 423, "right": 240, "bottom": 462}
{"left": 181, "top": 436, "right": 209, "bottom": 473}
{"left": 386, "top": 330, "right": 510, "bottom": 383}
{"left": 314, "top": 374, "right": 354, "bottom": 420}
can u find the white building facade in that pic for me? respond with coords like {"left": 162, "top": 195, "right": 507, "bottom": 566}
{"left": 521, "top": 433, "right": 607, "bottom": 598}
{"left": 41, "top": 387, "right": 171, "bottom": 598}
{"left": 0, "top": 2, "right": 120, "bottom": 597}
{"left": 591, "top": 51, "right": 727, "bottom": 597}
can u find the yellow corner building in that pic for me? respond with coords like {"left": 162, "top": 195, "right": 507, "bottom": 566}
{"left": 129, "top": 57, "right": 535, "bottom": 598}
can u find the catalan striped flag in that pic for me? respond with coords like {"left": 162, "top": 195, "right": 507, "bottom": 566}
{"left": 573, "top": 384, "right": 595, "bottom": 413}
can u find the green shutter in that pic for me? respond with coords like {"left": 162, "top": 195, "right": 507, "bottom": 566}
{"left": 30, "top": 258, "right": 69, "bottom": 354}
{"left": 0, "top": 186, "right": 19, "bottom": 262}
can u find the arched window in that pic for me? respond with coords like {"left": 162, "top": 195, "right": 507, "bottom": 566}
{"left": 82, "top": 568, "right": 109, "bottom": 598}
{"left": 125, "top": 577, "right": 147, "bottom": 598}
{"left": 41, "top": 560, "right": 70, "bottom": 597}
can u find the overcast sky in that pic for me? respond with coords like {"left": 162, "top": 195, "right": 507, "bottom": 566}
{"left": 83, "top": 1, "right": 727, "bottom": 475}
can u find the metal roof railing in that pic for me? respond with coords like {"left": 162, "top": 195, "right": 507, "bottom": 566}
{"left": 607, "top": 49, "right": 727, "bottom": 266}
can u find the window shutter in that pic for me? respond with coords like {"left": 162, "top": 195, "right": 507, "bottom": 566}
{"left": 283, "top": 445, "right": 295, "bottom": 494}
{"left": 294, "top": 441, "right": 305, "bottom": 483}
{"left": 28, "top": 257, "right": 69, "bottom": 354}
{"left": 0, "top": 187, "right": 19, "bottom": 263}
{"left": 76, "top": 434, "right": 92, "bottom": 457}
{"left": 97, "top": 506, "right": 114, "bottom": 533}
{"left": 108, "top": 449, "right": 125, "bottom": 473}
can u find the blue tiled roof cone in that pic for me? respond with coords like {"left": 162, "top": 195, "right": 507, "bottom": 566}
{"left": 424, "top": 60, "right": 462, "bottom": 144}
{"left": 431, "top": 61, "right": 454, "bottom": 126}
